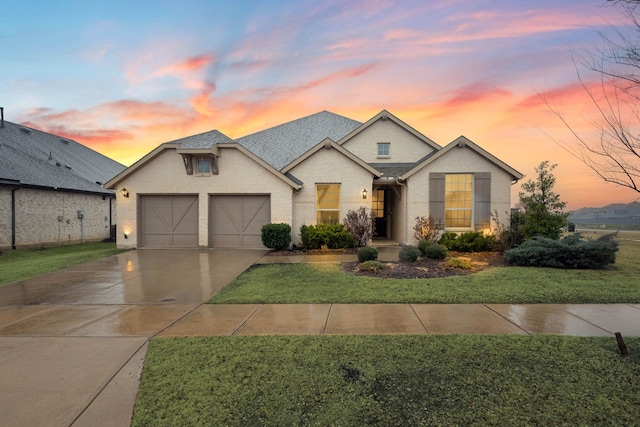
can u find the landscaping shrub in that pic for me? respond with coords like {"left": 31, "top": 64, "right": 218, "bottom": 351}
{"left": 343, "top": 207, "right": 375, "bottom": 247}
{"left": 399, "top": 245, "right": 420, "bottom": 263}
{"left": 446, "top": 258, "right": 471, "bottom": 269}
{"left": 491, "top": 209, "right": 525, "bottom": 253}
{"left": 357, "top": 246, "right": 378, "bottom": 263}
{"left": 504, "top": 233, "right": 619, "bottom": 269}
{"left": 413, "top": 215, "right": 442, "bottom": 242}
{"left": 438, "top": 231, "right": 496, "bottom": 252}
{"left": 299, "top": 224, "right": 357, "bottom": 250}
{"left": 261, "top": 223, "right": 291, "bottom": 250}
{"left": 358, "top": 260, "right": 388, "bottom": 272}
{"left": 417, "top": 240, "right": 433, "bottom": 256}
{"left": 424, "top": 243, "right": 448, "bottom": 260}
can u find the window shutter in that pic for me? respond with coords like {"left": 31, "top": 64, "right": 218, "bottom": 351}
{"left": 474, "top": 172, "right": 491, "bottom": 229}
{"left": 429, "top": 173, "right": 445, "bottom": 225}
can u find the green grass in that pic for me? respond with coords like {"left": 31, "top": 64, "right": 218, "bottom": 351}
{"left": 210, "top": 240, "right": 640, "bottom": 304}
{"left": 133, "top": 335, "right": 640, "bottom": 426}
{"left": 0, "top": 242, "right": 126, "bottom": 287}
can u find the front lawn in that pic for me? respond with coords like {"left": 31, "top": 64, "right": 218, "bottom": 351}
{"left": 210, "top": 240, "right": 640, "bottom": 304}
{"left": 133, "top": 335, "right": 640, "bottom": 426}
{"left": 0, "top": 242, "right": 125, "bottom": 287}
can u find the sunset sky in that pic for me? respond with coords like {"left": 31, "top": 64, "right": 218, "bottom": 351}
{"left": 2, "top": 0, "right": 638, "bottom": 210}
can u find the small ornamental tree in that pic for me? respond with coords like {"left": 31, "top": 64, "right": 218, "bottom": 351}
{"left": 519, "top": 161, "right": 569, "bottom": 240}
{"left": 413, "top": 215, "right": 442, "bottom": 243}
{"left": 343, "top": 207, "right": 375, "bottom": 247}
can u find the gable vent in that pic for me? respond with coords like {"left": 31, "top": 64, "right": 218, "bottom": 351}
{"left": 20, "top": 127, "right": 32, "bottom": 134}
{"left": 60, "top": 138, "right": 70, "bottom": 144}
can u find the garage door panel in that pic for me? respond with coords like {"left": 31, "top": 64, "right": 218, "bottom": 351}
{"left": 210, "top": 195, "right": 270, "bottom": 248}
{"left": 141, "top": 195, "right": 198, "bottom": 248}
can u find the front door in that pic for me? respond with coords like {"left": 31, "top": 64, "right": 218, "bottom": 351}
{"left": 372, "top": 189, "right": 386, "bottom": 238}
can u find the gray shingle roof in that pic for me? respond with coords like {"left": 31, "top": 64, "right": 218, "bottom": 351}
{"left": 174, "top": 129, "right": 234, "bottom": 149}
{"left": 0, "top": 121, "right": 126, "bottom": 193}
{"left": 236, "top": 111, "right": 362, "bottom": 170}
{"left": 369, "top": 163, "right": 418, "bottom": 178}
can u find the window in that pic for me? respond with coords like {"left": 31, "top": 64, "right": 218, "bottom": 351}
{"left": 196, "top": 158, "right": 211, "bottom": 175}
{"left": 316, "top": 184, "right": 340, "bottom": 225}
{"left": 377, "top": 142, "right": 390, "bottom": 157}
{"left": 445, "top": 174, "right": 473, "bottom": 228}
{"left": 372, "top": 189, "right": 384, "bottom": 218}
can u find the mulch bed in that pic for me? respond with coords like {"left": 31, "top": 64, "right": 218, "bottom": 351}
{"left": 268, "top": 248, "right": 507, "bottom": 279}
{"left": 342, "top": 251, "right": 507, "bottom": 279}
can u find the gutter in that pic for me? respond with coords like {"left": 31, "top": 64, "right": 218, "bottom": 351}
{"left": 11, "top": 185, "right": 21, "bottom": 249}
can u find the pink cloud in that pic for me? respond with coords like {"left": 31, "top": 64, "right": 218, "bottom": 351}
{"left": 154, "top": 53, "right": 216, "bottom": 76}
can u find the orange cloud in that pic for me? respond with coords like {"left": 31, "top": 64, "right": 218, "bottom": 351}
{"left": 155, "top": 53, "right": 216, "bottom": 76}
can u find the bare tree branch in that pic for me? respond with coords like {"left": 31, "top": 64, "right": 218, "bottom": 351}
{"left": 542, "top": 1, "right": 640, "bottom": 193}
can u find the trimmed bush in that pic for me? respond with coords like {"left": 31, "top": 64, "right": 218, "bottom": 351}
{"left": 299, "top": 224, "right": 357, "bottom": 250}
{"left": 424, "top": 243, "right": 448, "bottom": 260}
{"left": 399, "top": 245, "right": 421, "bottom": 263}
{"left": 261, "top": 223, "right": 291, "bottom": 250}
{"left": 439, "top": 231, "right": 496, "bottom": 252}
{"left": 504, "top": 233, "right": 619, "bottom": 269}
{"left": 343, "top": 207, "right": 375, "bottom": 247}
{"left": 358, "top": 260, "right": 388, "bottom": 272}
{"left": 417, "top": 240, "right": 434, "bottom": 256}
{"left": 358, "top": 246, "right": 378, "bottom": 263}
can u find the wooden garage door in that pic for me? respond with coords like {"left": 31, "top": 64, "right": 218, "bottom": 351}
{"left": 140, "top": 195, "right": 199, "bottom": 248}
{"left": 210, "top": 195, "right": 270, "bottom": 248}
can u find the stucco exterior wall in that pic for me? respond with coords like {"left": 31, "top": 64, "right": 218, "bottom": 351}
{"left": 114, "top": 147, "right": 294, "bottom": 249}
{"left": 341, "top": 119, "right": 436, "bottom": 163}
{"left": 289, "top": 146, "right": 374, "bottom": 244}
{"left": 0, "top": 186, "right": 115, "bottom": 249}
{"left": 406, "top": 145, "right": 515, "bottom": 244}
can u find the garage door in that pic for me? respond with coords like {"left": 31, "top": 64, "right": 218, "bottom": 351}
{"left": 210, "top": 195, "right": 270, "bottom": 248}
{"left": 140, "top": 195, "right": 198, "bottom": 248}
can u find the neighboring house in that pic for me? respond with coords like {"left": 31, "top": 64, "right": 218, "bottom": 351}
{"left": 0, "top": 112, "right": 126, "bottom": 249}
{"left": 105, "top": 110, "right": 523, "bottom": 249}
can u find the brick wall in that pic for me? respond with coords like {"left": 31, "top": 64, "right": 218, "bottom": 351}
{"left": 0, "top": 186, "right": 116, "bottom": 249}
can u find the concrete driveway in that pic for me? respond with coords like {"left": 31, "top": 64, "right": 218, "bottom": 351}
{"left": 0, "top": 248, "right": 267, "bottom": 427}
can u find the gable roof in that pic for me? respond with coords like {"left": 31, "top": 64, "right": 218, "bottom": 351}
{"left": 104, "top": 142, "right": 302, "bottom": 190}
{"left": 237, "top": 111, "right": 362, "bottom": 171}
{"left": 173, "top": 129, "right": 234, "bottom": 150}
{"left": 282, "top": 138, "right": 382, "bottom": 177}
{"left": 401, "top": 135, "right": 524, "bottom": 181}
{"left": 0, "top": 121, "right": 126, "bottom": 194}
{"left": 337, "top": 109, "right": 441, "bottom": 151}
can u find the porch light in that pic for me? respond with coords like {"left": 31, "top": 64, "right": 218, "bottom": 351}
{"left": 124, "top": 233, "right": 128, "bottom": 239}
{"left": 362, "top": 189, "right": 368, "bottom": 199}
{"left": 121, "top": 188, "right": 129, "bottom": 198}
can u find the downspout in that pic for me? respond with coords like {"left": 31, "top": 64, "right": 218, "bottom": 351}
{"left": 11, "top": 186, "right": 20, "bottom": 249}
{"left": 395, "top": 178, "right": 407, "bottom": 244}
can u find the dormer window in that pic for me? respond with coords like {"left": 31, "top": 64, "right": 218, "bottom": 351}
{"left": 377, "top": 142, "right": 390, "bottom": 158}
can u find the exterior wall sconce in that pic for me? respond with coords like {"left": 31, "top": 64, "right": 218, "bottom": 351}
{"left": 121, "top": 188, "right": 130, "bottom": 198}
{"left": 124, "top": 233, "right": 128, "bottom": 239}
{"left": 362, "top": 189, "right": 368, "bottom": 199}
